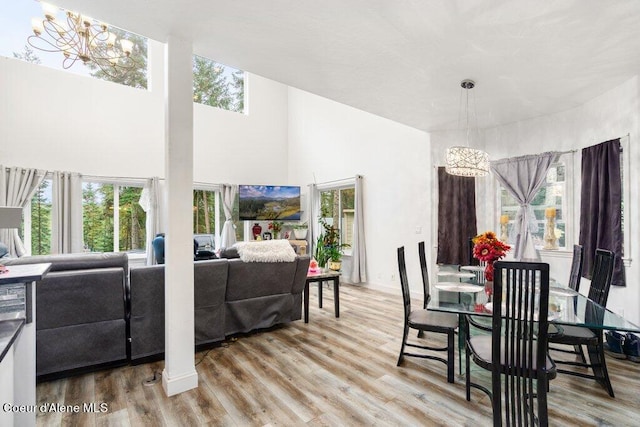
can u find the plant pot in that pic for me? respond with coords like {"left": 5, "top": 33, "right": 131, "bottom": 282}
{"left": 293, "top": 229, "right": 308, "bottom": 240}
{"left": 328, "top": 261, "right": 342, "bottom": 271}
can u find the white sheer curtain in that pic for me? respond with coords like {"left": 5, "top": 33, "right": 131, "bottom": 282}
{"left": 220, "top": 184, "right": 237, "bottom": 248}
{"left": 0, "top": 165, "right": 46, "bottom": 256}
{"left": 349, "top": 175, "right": 367, "bottom": 283}
{"left": 308, "top": 183, "right": 320, "bottom": 258}
{"left": 490, "top": 152, "right": 559, "bottom": 260}
{"left": 139, "top": 177, "right": 160, "bottom": 265}
{"left": 51, "top": 171, "right": 83, "bottom": 254}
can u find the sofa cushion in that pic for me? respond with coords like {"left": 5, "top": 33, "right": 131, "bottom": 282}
{"left": 37, "top": 320, "right": 126, "bottom": 376}
{"left": 218, "top": 247, "right": 240, "bottom": 259}
{"left": 225, "top": 294, "right": 294, "bottom": 335}
{"left": 3, "top": 252, "right": 128, "bottom": 273}
{"left": 36, "top": 268, "right": 126, "bottom": 330}
{"left": 225, "top": 258, "right": 297, "bottom": 301}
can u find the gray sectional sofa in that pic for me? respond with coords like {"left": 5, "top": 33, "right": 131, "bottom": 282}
{"left": 3, "top": 252, "right": 129, "bottom": 379}
{"left": 3, "top": 251, "right": 310, "bottom": 377}
{"left": 129, "top": 255, "right": 310, "bottom": 361}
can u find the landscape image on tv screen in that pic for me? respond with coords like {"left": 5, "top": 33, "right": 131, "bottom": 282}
{"left": 239, "top": 185, "right": 302, "bottom": 220}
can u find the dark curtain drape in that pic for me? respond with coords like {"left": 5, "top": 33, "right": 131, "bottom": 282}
{"left": 579, "top": 138, "right": 625, "bottom": 286}
{"left": 437, "top": 167, "right": 477, "bottom": 265}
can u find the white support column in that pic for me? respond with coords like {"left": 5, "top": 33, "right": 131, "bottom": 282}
{"left": 162, "top": 35, "right": 198, "bottom": 396}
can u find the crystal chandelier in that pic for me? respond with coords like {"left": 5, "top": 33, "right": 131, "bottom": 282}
{"left": 445, "top": 80, "right": 490, "bottom": 177}
{"left": 27, "top": 2, "right": 137, "bottom": 78}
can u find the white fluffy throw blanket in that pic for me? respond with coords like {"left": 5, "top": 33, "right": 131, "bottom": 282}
{"left": 234, "top": 240, "right": 297, "bottom": 263}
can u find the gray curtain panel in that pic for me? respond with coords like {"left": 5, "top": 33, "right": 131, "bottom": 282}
{"left": 579, "top": 139, "right": 625, "bottom": 286}
{"left": 490, "top": 152, "right": 559, "bottom": 261}
{"left": 437, "top": 167, "right": 477, "bottom": 265}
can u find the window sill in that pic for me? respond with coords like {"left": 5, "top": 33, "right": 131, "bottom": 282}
{"left": 539, "top": 249, "right": 631, "bottom": 267}
{"left": 538, "top": 249, "right": 572, "bottom": 259}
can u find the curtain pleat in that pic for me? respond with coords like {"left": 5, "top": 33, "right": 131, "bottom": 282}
{"left": 436, "top": 167, "right": 477, "bottom": 265}
{"left": 308, "top": 183, "right": 320, "bottom": 258}
{"left": 579, "top": 139, "right": 625, "bottom": 286}
{"left": 51, "top": 171, "right": 83, "bottom": 254}
{"left": 349, "top": 175, "right": 366, "bottom": 283}
{"left": 220, "top": 184, "right": 237, "bottom": 248}
{"left": 139, "top": 177, "right": 160, "bottom": 265}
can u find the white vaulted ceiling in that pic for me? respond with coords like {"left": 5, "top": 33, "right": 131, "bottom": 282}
{"left": 52, "top": 0, "right": 640, "bottom": 132}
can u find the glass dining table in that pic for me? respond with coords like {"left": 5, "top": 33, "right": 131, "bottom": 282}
{"left": 427, "top": 276, "right": 640, "bottom": 386}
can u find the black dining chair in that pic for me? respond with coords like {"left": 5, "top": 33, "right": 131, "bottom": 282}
{"left": 397, "top": 246, "right": 458, "bottom": 383}
{"left": 465, "top": 261, "right": 556, "bottom": 426}
{"left": 549, "top": 244, "right": 586, "bottom": 362}
{"left": 547, "top": 248, "right": 616, "bottom": 397}
{"left": 567, "top": 244, "right": 584, "bottom": 293}
{"left": 418, "top": 241, "right": 430, "bottom": 311}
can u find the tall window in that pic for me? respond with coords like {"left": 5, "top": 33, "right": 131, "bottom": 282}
{"left": 499, "top": 162, "right": 567, "bottom": 249}
{"left": 82, "top": 182, "right": 146, "bottom": 253}
{"left": 192, "top": 188, "right": 246, "bottom": 248}
{"left": 319, "top": 187, "right": 355, "bottom": 253}
{"left": 1, "top": 2, "right": 148, "bottom": 89}
{"left": 193, "top": 55, "right": 245, "bottom": 114}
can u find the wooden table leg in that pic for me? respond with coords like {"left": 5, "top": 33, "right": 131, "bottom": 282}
{"left": 304, "top": 280, "right": 310, "bottom": 323}
{"left": 333, "top": 277, "right": 339, "bottom": 318}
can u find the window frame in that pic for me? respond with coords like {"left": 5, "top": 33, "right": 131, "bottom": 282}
{"left": 81, "top": 176, "right": 148, "bottom": 254}
{"left": 193, "top": 183, "right": 222, "bottom": 249}
{"left": 316, "top": 182, "right": 356, "bottom": 256}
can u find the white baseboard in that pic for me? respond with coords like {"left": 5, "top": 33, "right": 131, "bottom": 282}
{"left": 162, "top": 368, "right": 198, "bottom": 396}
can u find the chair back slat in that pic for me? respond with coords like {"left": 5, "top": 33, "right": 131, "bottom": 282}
{"left": 397, "top": 247, "right": 411, "bottom": 321}
{"left": 588, "top": 249, "right": 615, "bottom": 306}
{"left": 568, "top": 244, "right": 584, "bottom": 292}
{"left": 492, "top": 261, "right": 550, "bottom": 426}
{"left": 418, "top": 241, "right": 431, "bottom": 306}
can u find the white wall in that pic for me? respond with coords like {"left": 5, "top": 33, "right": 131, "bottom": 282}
{"left": 194, "top": 73, "right": 289, "bottom": 184}
{"left": 0, "top": 41, "right": 289, "bottom": 186}
{"left": 431, "top": 76, "right": 640, "bottom": 324}
{"left": 287, "top": 88, "right": 431, "bottom": 295}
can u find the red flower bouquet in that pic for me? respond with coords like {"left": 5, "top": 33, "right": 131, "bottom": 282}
{"left": 472, "top": 231, "right": 510, "bottom": 281}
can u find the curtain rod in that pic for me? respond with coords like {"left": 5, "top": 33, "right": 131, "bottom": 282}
{"left": 311, "top": 175, "right": 362, "bottom": 187}
{"left": 81, "top": 174, "right": 150, "bottom": 182}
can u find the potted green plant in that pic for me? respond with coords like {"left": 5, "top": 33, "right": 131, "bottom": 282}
{"left": 292, "top": 222, "right": 308, "bottom": 240}
{"left": 327, "top": 245, "right": 344, "bottom": 271}
{"left": 313, "top": 235, "right": 329, "bottom": 268}
{"left": 314, "top": 217, "right": 349, "bottom": 271}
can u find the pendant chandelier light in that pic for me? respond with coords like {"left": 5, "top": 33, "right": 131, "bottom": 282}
{"left": 27, "top": 2, "right": 138, "bottom": 78}
{"left": 445, "top": 79, "right": 490, "bottom": 177}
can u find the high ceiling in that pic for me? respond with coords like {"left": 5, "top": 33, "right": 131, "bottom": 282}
{"left": 54, "top": 0, "right": 640, "bottom": 132}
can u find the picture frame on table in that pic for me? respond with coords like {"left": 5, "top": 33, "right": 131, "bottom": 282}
{"left": 263, "top": 232, "right": 272, "bottom": 240}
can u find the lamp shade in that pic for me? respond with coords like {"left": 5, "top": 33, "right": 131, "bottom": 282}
{"left": 0, "top": 207, "right": 23, "bottom": 228}
{"left": 445, "top": 146, "right": 490, "bottom": 177}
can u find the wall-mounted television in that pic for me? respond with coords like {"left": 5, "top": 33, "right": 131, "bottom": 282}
{"left": 239, "top": 185, "right": 301, "bottom": 221}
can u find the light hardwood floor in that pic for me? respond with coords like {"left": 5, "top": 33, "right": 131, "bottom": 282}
{"left": 36, "top": 284, "right": 640, "bottom": 426}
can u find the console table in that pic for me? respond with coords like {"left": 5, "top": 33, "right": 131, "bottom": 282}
{"left": 304, "top": 270, "right": 341, "bottom": 322}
